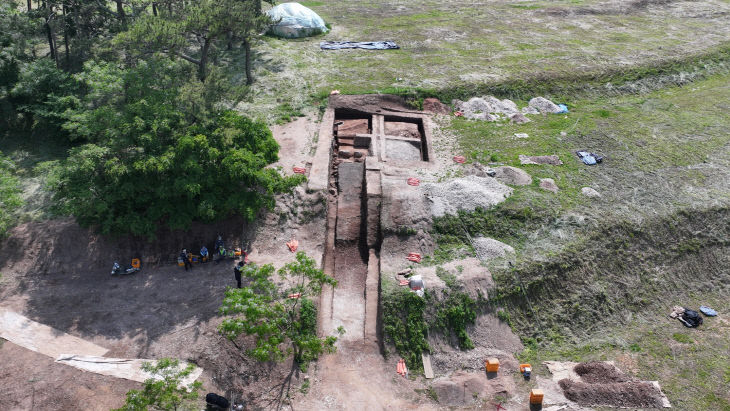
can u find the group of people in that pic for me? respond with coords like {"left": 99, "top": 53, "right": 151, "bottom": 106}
{"left": 179, "top": 236, "right": 248, "bottom": 289}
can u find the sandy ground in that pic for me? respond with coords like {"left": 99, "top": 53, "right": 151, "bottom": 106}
{"left": 296, "top": 341, "right": 437, "bottom": 410}
{"left": 0, "top": 340, "right": 138, "bottom": 411}
{"left": 270, "top": 115, "right": 320, "bottom": 176}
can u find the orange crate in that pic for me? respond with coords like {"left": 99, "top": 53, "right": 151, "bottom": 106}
{"left": 485, "top": 358, "right": 500, "bottom": 373}
{"left": 529, "top": 389, "right": 544, "bottom": 405}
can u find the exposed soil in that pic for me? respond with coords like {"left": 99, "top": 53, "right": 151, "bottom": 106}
{"left": 0, "top": 197, "right": 323, "bottom": 408}
{"left": 574, "top": 361, "right": 631, "bottom": 383}
{"left": 558, "top": 362, "right": 666, "bottom": 408}
{"left": 0, "top": 340, "right": 138, "bottom": 411}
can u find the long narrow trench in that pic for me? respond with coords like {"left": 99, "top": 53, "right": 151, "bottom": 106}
{"left": 320, "top": 116, "right": 381, "bottom": 345}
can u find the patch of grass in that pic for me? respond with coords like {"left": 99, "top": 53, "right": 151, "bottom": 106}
{"left": 516, "top": 296, "right": 730, "bottom": 410}
{"left": 672, "top": 333, "right": 693, "bottom": 344}
{"left": 299, "top": 379, "right": 310, "bottom": 394}
{"left": 431, "top": 291, "right": 477, "bottom": 350}
{"left": 382, "top": 287, "right": 429, "bottom": 371}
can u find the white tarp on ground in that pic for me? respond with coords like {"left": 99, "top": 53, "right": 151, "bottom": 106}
{"left": 267, "top": 2, "right": 328, "bottom": 38}
{"left": 0, "top": 307, "right": 109, "bottom": 358}
{"left": 56, "top": 355, "right": 203, "bottom": 387}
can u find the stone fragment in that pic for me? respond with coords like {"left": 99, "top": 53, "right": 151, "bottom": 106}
{"left": 539, "top": 178, "right": 559, "bottom": 193}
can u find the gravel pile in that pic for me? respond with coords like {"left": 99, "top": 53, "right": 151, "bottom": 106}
{"left": 472, "top": 237, "right": 515, "bottom": 261}
{"left": 452, "top": 96, "right": 563, "bottom": 120}
{"left": 423, "top": 175, "right": 512, "bottom": 217}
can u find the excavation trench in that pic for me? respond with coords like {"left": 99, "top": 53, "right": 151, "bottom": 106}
{"left": 315, "top": 95, "right": 434, "bottom": 348}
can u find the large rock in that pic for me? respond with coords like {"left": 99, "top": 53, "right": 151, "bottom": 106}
{"left": 519, "top": 154, "right": 563, "bottom": 165}
{"left": 493, "top": 166, "right": 532, "bottom": 186}
{"left": 528, "top": 96, "right": 561, "bottom": 114}
{"left": 582, "top": 187, "right": 601, "bottom": 198}
{"left": 267, "top": 3, "right": 328, "bottom": 39}
{"left": 539, "top": 178, "right": 559, "bottom": 193}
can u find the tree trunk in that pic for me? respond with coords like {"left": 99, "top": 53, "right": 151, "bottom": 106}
{"left": 116, "top": 0, "right": 126, "bottom": 27}
{"left": 226, "top": 30, "right": 233, "bottom": 51}
{"left": 62, "top": 3, "right": 70, "bottom": 68}
{"left": 152, "top": 2, "right": 157, "bottom": 16}
{"left": 198, "top": 37, "right": 211, "bottom": 81}
{"left": 243, "top": 38, "right": 252, "bottom": 85}
{"left": 27, "top": 0, "right": 32, "bottom": 11}
{"left": 44, "top": 2, "right": 58, "bottom": 67}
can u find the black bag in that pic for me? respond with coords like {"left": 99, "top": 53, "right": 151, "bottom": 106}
{"left": 681, "top": 308, "right": 703, "bottom": 328}
{"left": 206, "top": 393, "right": 230, "bottom": 410}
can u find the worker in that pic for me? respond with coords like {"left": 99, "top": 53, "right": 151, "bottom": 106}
{"left": 200, "top": 245, "right": 209, "bottom": 262}
{"left": 180, "top": 248, "right": 193, "bottom": 271}
{"left": 233, "top": 260, "right": 245, "bottom": 288}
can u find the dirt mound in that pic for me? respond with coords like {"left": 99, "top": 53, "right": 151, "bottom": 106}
{"left": 472, "top": 237, "right": 515, "bottom": 262}
{"left": 423, "top": 175, "right": 512, "bottom": 217}
{"left": 432, "top": 370, "right": 515, "bottom": 406}
{"left": 539, "top": 178, "right": 559, "bottom": 193}
{"left": 493, "top": 166, "right": 532, "bottom": 186}
{"left": 422, "top": 98, "right": 451, "bottom": 115}
{"left": 559, "top": 379, "right": 665, "bottom": 408}
{"left": 557, "top": 362, "right": 665, "bottom": 408}
{"left": 574, "top": 361, "right": 630, "bottom": 383}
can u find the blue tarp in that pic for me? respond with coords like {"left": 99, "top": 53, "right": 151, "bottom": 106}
{"left": 700, "top": 306, "right": 718, "bottom": 316}
{"left": 320, "top": 41, "right": 399, "bottom": 50}
{"left": 557, "top": 104, "right": 569, "bottom": 113}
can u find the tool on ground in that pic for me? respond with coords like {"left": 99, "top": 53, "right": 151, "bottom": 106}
{"left": 520, "top": 363, "right": 532, "bottom": 379}
{"left": 293, "top": 166, "right": 307, "bottom": 174}
{"left": 406, "top": 252, "right": 422, "bottom": 263}
{"left": 111, "top": 259, "right": 141, "bottom": 276}
{"left": 396, "top": 358, "right": 408, "bottom": 377}
{"left": 453, "top": 155, "right": 466, "bottom": 163}
{"left": 286, "top": 238, "right": 299, "bottom": 252}
{"left": 407, "top": 177, "right": 420, "bottom": 186}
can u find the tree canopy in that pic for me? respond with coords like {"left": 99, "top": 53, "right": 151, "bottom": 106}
{"left": 113, "top": 358, "right": 202, "bottom": 411}
{"left": 219, "top": 252, "right": 339, "bottom": 369}
{"left": 52, "top": 57, "right": 302, "bottom": 237}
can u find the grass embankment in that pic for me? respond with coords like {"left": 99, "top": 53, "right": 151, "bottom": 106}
{"left": 427, "top": 72, "right": 730, "bottom": 409}
{"left": 431, "top": 72, "right": 730, "bottom": 255}
{"left": 242, "top": 0, "right": 730, "bottom": 121}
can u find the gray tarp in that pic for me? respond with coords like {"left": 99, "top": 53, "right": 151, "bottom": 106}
{"left": 320, "top": 41, "right": 400, "bottom": 50}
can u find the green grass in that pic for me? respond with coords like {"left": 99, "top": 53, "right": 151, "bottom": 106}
{"left": 242, "top": 0, "right": 730, "bottom": 122}
{"left": 517, "top": 294, "right": 730, "bottom": 410}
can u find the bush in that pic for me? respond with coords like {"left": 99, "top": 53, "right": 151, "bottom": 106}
{"left": 0, "top": 152, "right": 22, "bottom": 237}
{"left": 382, "top": 289, "right": 430, "bottom": 370}
{"left": 53, "top": 59, "right": 302, "bottom": 237}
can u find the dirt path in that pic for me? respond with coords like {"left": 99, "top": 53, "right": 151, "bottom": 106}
{"left": 296, "top": 341, "right": 437, "bottom": 410}
{"left": 0, "top": 340, "right": 138, "bottom": 411}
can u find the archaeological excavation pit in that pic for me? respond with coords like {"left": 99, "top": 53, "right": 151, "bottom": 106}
{"left": 309, "top": 95, "right": 434, "bottom": 345}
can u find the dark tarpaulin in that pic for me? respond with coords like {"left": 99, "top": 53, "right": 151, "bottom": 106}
{"left": 320, "top": 41, "right": 400, "bottom": 50}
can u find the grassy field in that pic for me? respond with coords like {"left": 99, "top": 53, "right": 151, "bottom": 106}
{"left": 517, "top": 294, "right": 730, "bottom": 410}
{"left": 237, "top": 0, "right": 730, "bottom": 121}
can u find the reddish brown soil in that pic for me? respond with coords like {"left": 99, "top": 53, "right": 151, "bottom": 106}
{"left": 558, "top": 361, "right": 664, "bottom": 408}
{"left": 574, "top": 361, "right": 631, "bottom": 383}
